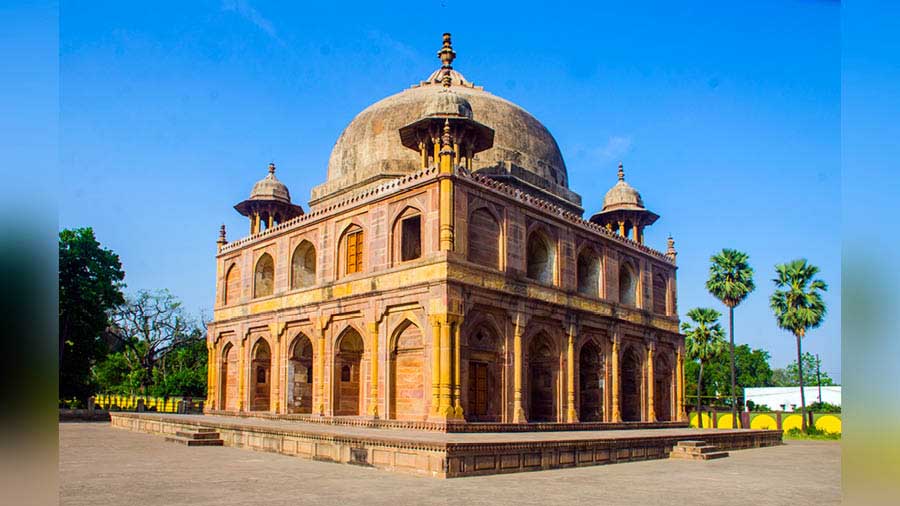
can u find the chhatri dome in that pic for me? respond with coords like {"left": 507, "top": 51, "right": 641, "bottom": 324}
{"left": 311, "top": 33, "right": 582, "bottom": 214}
{"left": 234, "top": 163, "right": 304, "bottom": 235}
{"left": 589, "top": 162, "right": 658, "bottom": 243}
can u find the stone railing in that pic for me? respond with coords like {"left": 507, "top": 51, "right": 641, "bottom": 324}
{"left": 463, "top": 170, "right": 675, "bottom": 264}
{"left": 220, "top": 166, "right": 439, "bottom": 254}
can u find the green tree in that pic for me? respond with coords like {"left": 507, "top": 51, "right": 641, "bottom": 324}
{"left": 150, "top": 333, "right": 207, "bottom": 398}
{"left": 771, "top": 353, "right": 835, "bottom": 387}
{"left": 706, "top": 249, "right": 755, "bottom": 427}
{"left": 685, "top": 344, "right": 773, "bottom": 402}
{"left": 770, "top": 259, "right": 828, "bottom": 431}
{"left": 106, "top": 290, "right": 199, "bottom": 394}
{"left": 682, "top": 308, "right": 726, "bottom": 427}
{"left": 59, "top": 228, "right": 125, "bottom": 402}
{"left": 770, "top": 367, "right": 794, "bottom": 387}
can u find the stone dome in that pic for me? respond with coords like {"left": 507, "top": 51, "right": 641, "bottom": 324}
{"left": 601, "top": 163, "right": 646, "bottom": 211}
{"left": 311, "top": 58, "right": 581, "bottom": 212}
{"left": 249, "top": 163, "right": 291, "bottom": 204}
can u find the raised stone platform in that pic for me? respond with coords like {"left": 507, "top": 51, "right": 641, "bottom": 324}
{"left": 111, "top": 412, "right": 782, "bottom": 478}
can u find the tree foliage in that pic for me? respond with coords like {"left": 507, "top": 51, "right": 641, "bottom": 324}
{"left": 682, "top": 308, "right": 726, "bottom": 421}
{"left": 94, "top": 290, "right": 207, "bottom": 397}
{"left": 102, "top": 289, "right": 203, "bottom": 394}
{"left": 770, "top": 258, "right": 828, "bottom": 431}
{"left": 59, "top": 228, "right": 125, "bottom": 402}
{"left": 771, "top": 352, "right": 835, "bottom": 387}
{"left": 685, "top": 344, "right": 774, "bottom": 401}
{"left": 706, "top": 248, "right": 755, "bottom": 425}
{"left": 706, "top": 249, "right": 756, "bottom": 309}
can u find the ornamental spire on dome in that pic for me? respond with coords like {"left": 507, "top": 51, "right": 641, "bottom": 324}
{"left": 268, "top": 162, "right": 276, "bottom": 175}
{"left": 617, "top": 162, "right": 625, "bottom": 181}
{"left": 438, "top": 32, "right": 456, "bottom": 70}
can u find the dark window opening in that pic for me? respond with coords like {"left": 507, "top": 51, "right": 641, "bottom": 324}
{"left": 401, "top": 215, "right": 422, "bottom": 261}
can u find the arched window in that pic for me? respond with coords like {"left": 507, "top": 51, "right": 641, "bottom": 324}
{"left": 390, "top": 320, "right": 425, "bottom": 420}
{"left": 334, "top": 328, "right": 365, "bottom": 416}
{"left": 619, "top": 262, "right": 637, "bottom": 306}
{"left": 254, "top": 253, "right": 275, "bottom": 298}
{"left": 291, "top": 240, "right": 316, "bottom": 289}
{"left": 393, "top": 208, "right": 422, "bottom": 263}
{"left": 526, "top": 230, "right": 555, "bottom": 284}
{"left": 468, "top": 207, "right": 501, "bottom": 269}
{"left": 251, "top": 339, "right": 271, "bottom": 411}
{"left": 341, "top": 226, "right": 364, "bottom": 276}
{"left": 224, "top": 262, "right": 241, "bottom": 305}
{"left": 577, "top": 248, "right": 601, "bottom": 297}
{"left": 653, "top": 273, "right": 667, "bottom": 315}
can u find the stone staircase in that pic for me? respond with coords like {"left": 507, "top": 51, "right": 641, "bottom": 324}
{"left": 164, "top": 428, "right": 224, "bottom": 447}
{"left": 669, "top": 440, "right": 729, "bottom": 461}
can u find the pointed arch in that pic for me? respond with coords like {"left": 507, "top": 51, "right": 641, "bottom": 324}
{"left": 526, "top": 228, "right": 556, "bottom": 285}
{"left": 389, "top": 319, "right": 426, "bottom": 420}
{"left": 392, "top": 206, "right": 423, "bottom": 264}
{"left": 653, "top": 273, "right": 667, "bottom": 315}
{"left": 224, "top": 262, "right": 241, "bottom": 305}
{"left": 468, "top": 206, "right": 501, "bottom": 269}
{"left": 219, "top": 342, "right": 238, "bottom": 411}
{"left": 338, "top": 224, "right": 364, "bottom": 277}
{"left": 654, "top": 349, "right": 674, "bottom": 422}
{"left": 527, "top": 330, "right": 559, "bottom": 422}
{"left": 465, "top": 318, "right": 504, "bottom": 422}
{"left": 291, "top": 240, "right": 317, "bottom": 289}
{"left": 287, "top": 332, "right": 314, "bottom": 413}
{"left": 577, "top": 245, "right": 602, "bottom": 298}
{"left": 578, "top": 339, "right": 604, "bottom": 422}
{"left": 250, "top": 338, "right": 271, "bottom": 411}
{"left": 619, "top": 260, "right": 637, "bottom": 306}
{"left": 621, "top": 345, "right": 643, "bottom": 421}
{"left": 254, "top": 253, "right": 275, "bottom": 298}
{"left": 334, "top": 327, "right": 365, "bottom": 415}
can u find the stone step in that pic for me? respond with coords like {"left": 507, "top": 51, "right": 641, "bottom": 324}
{"left": 165, "top": 436, "right": 224, "bottom": 447}
{"left": 175, "top": 430, "right": 221, "bottom": 440}
{"left": 671, "top": 445, "right": 721, "bottom": 455}
{"left": 675, "top": 440, "right": 707, "bottom": 448}
{"left": 670, "top": 449, "right": 729, "bottom": 460}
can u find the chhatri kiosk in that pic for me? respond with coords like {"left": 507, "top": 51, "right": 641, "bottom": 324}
{"left": 113, "top": 34, "right": 781, "bottom": 477}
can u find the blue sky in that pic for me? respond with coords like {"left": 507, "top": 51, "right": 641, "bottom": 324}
{"left": 57, "top": 1, "right": 841, "bottom": 380}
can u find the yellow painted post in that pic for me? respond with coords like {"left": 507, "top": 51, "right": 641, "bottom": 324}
{"left": 647, "top": 343, "right": 656, "bottom": 422}
{"left": 612, "top": 337, "right": 621, "bottom": 422}
{"left": 238, "top": 337, "right": 246, "bottom": 411}
{"left": 439, "top": 316, "right": 453, "bottom": 417}
{"left": 430, "top": 317, "right": 441, "bottom": 415}
{"left": 512, "top": 314, "right": 526, "bottom": 423}
{"left": 453, "top": 318, "right": 463, "bottom": 419}
{"left": 317, "top": 329, "right": 326, "bottom": 416}
{"left": 439, "top": 120, "right": 455, "bottom": 252}
{"left": 566, "top": 323, "right": 577, "bottom": 422}
{"left": 368, "top": 321, "right": 379, "bottom": 418}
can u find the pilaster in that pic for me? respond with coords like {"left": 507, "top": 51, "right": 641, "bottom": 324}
{"left": 647, "top": 341, "right": 656, "bottom": 422}
{"left": 367, "top": 321, "right": 380, "bottom": 418}
{"left": 566, "top": 322, "right": 578, "bottom": 423}
{"left": 512, "top": 313, "right": 527, "bottom": 423}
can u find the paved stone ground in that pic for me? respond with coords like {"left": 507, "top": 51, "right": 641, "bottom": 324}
{"left": 60, "top": 422, "right": 840, "bottom": 506}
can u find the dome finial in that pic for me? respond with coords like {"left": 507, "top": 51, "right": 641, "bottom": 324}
{"left": 617, "top": 162, "right": 625, "bottom": 181}
{"left": 268, "top": 162, "right": 276, "bottom": 175}
{"left": 438, "top": 33, "right": 456, "bottom": 70}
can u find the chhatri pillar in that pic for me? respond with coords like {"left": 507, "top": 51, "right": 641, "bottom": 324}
{"left": 589, "top": 162, "right": 659, "bottom": 245}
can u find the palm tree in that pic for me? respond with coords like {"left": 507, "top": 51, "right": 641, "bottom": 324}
{"left": 770, "top": 259, "right": 827, "bottom": 432}
{"left": 682, "top": 308, "right": 726, "bottom": 428}
{"left": 706, "top": 249, "right": 755, "bottom": 428}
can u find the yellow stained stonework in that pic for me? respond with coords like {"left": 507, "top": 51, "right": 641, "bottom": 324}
{"left": 206, "top": 33, "right": 685, "bottom": 425}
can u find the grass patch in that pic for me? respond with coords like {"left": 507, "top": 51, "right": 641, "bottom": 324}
{"left": 784, "top": 426, "right": 841, "bottom": 441}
